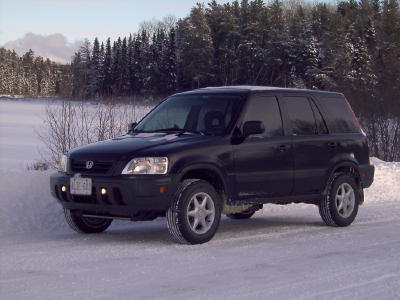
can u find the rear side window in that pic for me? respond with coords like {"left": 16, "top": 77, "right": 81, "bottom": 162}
{"left": 322, "top": 97, "right": 359, "bottom": 133}
{"left": 283, "top": 96, "right": 316, "bottom": 135}
{"left": 243, "top": 96, "right": 283, "bottom": 137}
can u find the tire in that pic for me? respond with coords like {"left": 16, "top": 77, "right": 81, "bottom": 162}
{"left": 166, "top": 179, "right": 222, "bottom": 244}
{"left": 64, "top": 209, "right": 112, "bottom": 233}
{"left": 226, "top": 209, "right": 256, "bottom": 220}
{"left": 319, "top": 173, "right": 359, "bottom": 227}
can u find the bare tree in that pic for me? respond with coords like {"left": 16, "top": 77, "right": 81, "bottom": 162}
{"left": 38, "top": 101, "right": 151, "bottom": 168}
{"left": 362, "top": 115, "right": 400, "bottom": 162}
{"left": 138, "top": 15, "right": 177, "bottom": 36}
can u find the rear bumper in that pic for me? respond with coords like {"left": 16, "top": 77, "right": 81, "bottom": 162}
{"left": 359, "top": 164, "right": 374, "bottom": 188}
{"left": 50, "top": 172, "right": 177, "bottom": 217}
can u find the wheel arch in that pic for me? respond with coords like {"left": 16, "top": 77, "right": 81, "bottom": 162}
{"left": 176, "top": 164, "right": 229, "bottom": 203}
{"left": 331, "top": 160, "right": 360, "bottom": 179}
{"left": 325, "top": 160, "right": 361, "bottom": 194}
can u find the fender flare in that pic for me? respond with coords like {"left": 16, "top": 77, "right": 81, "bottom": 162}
{"left": 324, "top": 160, "right": 361, "bottom": 193}
{"left": 175, "top": 163, "right": 231, "bottom": 199}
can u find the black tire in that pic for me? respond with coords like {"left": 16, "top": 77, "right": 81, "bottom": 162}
{"left": 319, "top": 173, "right": 359, "bottom": 227}
{"left": 226, "top": 209, "right": 256, "bottom": 220}
{"left": 166, "top": 179, "right": 222, "bottom": 244}
{"left": 64, "top": 209, "right": 112, "bottom": 233}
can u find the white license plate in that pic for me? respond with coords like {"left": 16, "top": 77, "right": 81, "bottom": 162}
{"left": 70, "top": 177, "right": 92, "bottom": 195}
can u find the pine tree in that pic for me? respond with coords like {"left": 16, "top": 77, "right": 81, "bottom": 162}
{"left": 176, "top": 4, "right": 214, "bottom": 89}
{"left": 111, "top": 38, "right": 122, "bottom": 96}
{"left": 119, "top": 37, "right": 130, "bottom": 95}
{"left": 102, "top": 38, "right": 113, "bottom": 97}
{"left": 89, "top": 37, "right": 102, "bottom": 98}
{"left": 71, "top": 52, "right": 84, "bottom": 98}
{"left": 127, "top": 34, "right": 135, "bottom": 95}
{"left": 159, "top": 27, "right": 178, "bottom": 94}
{"left": 78, "top": 39, "right": 92, "bottom": 98}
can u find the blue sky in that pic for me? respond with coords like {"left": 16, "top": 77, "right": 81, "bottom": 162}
{"left": 0, "top": 0, "right": 231, "bottom": 45}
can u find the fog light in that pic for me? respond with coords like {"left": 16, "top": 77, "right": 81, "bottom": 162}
{"left": 61, "top": 186, "right": 67, "bottom": 192}
{"left": 101, "top": 188, "right": 107, "bottom": 195}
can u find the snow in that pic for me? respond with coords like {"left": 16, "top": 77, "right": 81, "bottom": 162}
{"left": 1, "top": 100, "right": 400, "bottom": 299}
{"left": 0, "top": 99, "right": 51, "bottom": 169}
{"left": 0, "top": 160, "right": 399, "bottom": 299}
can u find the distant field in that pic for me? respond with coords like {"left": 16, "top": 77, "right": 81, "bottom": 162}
{"left": 0, "top": 99, "right": 150, "bottom": 169}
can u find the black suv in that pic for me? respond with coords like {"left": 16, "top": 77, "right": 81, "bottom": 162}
{"left": 50, "top": 86, "right": 374, "bottom": 244}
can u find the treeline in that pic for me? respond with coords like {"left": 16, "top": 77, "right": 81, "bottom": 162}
{"left": 1, "top": 0, "right": 399, "bottom": 112}
{"left": 0, "top": 48, "right": 71, "bottom": 97}
{"left": 68, "top": 0, "right": 399, "bottom": 114}
{"left": 67, "top": 0, "right": 400, "bottom": 160}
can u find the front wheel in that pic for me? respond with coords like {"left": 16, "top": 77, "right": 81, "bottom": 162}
{"left": 166, "top": 179, "right": 222, "bottom": 244}
{"left": 319, "top": 173, "right": 359, "bottom": 227}
{"left": 64, "top": 209, "right": 112, "bottom": 233}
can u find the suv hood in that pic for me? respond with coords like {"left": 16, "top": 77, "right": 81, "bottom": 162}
{"left": 68, "top": 132, "right": 202, "bottom": 161}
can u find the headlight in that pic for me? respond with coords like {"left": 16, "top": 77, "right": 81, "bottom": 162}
{"left": 121, "top": 157, "right": 168, "bottom": 175}
{"left": 59, "top": 154, "right": 68, "bottom": 172}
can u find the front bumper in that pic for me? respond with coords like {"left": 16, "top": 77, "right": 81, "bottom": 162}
{"left": 50, "top": 172, "right": 176, "bottom": 217}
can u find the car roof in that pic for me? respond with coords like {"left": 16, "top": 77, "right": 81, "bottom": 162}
{"left": 175, "top": 86, "right": 343, "bottom": 97}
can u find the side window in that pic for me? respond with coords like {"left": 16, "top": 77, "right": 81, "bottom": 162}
{"left": 310, "top": 100, "right": 328, "bottom": 134}
{"left": 323, "top": 97, "right": 358, "bottom": 133}
{"left": 243, "top": 96, "right": 283, "bottom": 138}
{"left": 283, "top": 96, "right": 316, "bottom": 135}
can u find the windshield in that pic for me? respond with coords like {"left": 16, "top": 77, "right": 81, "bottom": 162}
{"left": 134, "top": 94, "right": 242, "bottom": 135}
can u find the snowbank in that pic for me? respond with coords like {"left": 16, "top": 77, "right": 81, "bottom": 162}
{"left": 366, "top": 157, "right": 400, "bottom": 204}
{"left": 0, "top": 158, "right": 398, "bottom": 237}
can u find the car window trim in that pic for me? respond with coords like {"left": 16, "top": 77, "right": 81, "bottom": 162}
{"left": 309, "top": 96, "right": 329, "bottom": 135}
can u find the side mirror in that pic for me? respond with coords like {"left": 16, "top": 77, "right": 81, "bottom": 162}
{"left": 243, "top": 121, "right": 265, "bottom": 137}
{"left": 128, "top": 122, "right": 137, "bottom": 133}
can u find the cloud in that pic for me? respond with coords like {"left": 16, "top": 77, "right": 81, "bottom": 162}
{"left": 2, "top": 32, "right": 83, "bottom": 64}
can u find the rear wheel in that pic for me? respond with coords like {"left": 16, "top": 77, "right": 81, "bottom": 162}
{"left": 226, "top": 209, "right": 256, "bottom": 220}
{"left": 319, "top": 173, "right": 359, "bottom": 227}
{"left": 64, "top": 209, "right": 112, "bottom": 233}
{"left": 166, "top": 179, "right": 222, "bottom": 244}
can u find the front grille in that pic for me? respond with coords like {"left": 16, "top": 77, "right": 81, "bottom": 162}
{"left": 70, "top": 159, "right": 114, "bottom": 174}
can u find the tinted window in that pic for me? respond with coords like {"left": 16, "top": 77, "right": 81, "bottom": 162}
{"left": 243, "top": 96, "right": 283, "bottom": 137}
{"left": 323, "top": 97, "right": 358, "bottom": 133}
{"left": 135, "top": 94, "right": 241, "bottom": 135}
{"left": 310, "top": 100, "right": 328, "bottom": 134}
{"left": 283, "top": 96, "right": 316, "bottom": 135}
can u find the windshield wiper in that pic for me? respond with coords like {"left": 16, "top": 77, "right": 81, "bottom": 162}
{"left": 153, "top": 128, "right": 205, "bottom": 135}
{"left": 178, "top": 129, "right": 205, "bottom": 136}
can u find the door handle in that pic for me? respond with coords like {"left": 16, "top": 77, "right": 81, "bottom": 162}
{"left": 278, "top": 145, "right": 288, "bottom": 152}
{"left": 328, "top": 142, "right": 337, "bottom": 149}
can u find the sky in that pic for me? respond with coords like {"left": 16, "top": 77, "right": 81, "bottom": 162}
{"left": 0, "top": 0, "right": 231, "bottom": 45}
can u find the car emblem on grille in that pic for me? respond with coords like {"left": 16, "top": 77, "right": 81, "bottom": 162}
{"left": 85, "top": 161, "right": 94, "bottom": 169}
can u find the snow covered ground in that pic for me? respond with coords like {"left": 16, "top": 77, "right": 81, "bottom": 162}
{"left": 0, "top": 99, "right": 150, "bottom": 170}
{"left": 1, "top": 100, "right": 399, "bottom": 299}
{"left": 0, "top": 99, "right": 51, "bottom": 169}
{"left": 1, "top": 161, "right": 399, "bottom": 299}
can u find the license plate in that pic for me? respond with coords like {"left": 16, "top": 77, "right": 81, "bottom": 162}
{"left": 70, "top": 177, "right": 92, "bottom": 195}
